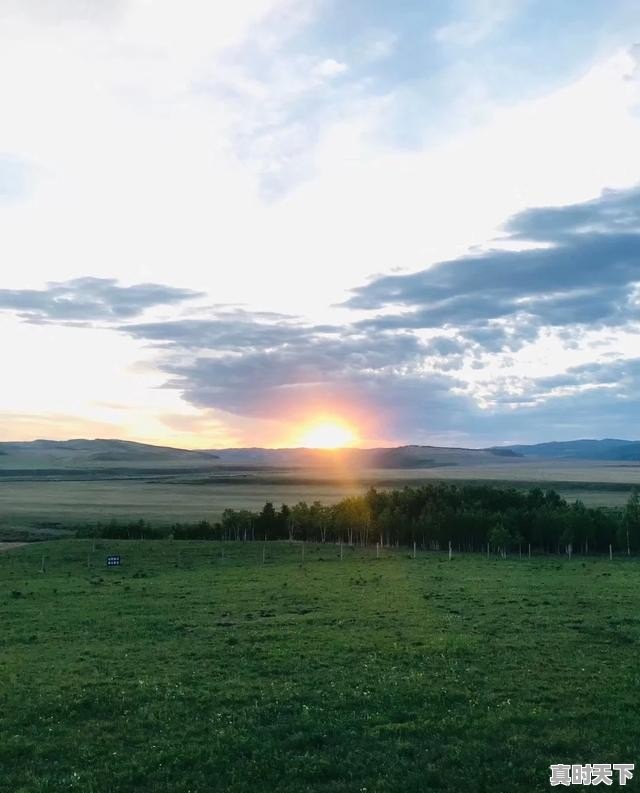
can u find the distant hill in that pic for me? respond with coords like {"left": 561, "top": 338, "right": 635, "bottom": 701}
{"left": 206, "top": 444, "right": 519, "bottom": 469}
{"left": 0, "top": 439, "right": 520, "bottom": 472}
{"left": 0, "top": 439, "right": 220, "bottom": 470}
{"left": 1, "top": 437, "right": 639, "bottom": 474}
{"left": 494, "top": 439, "right": 640, "bottom": 461}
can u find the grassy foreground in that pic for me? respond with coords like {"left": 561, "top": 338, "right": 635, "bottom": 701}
{"left": 1, "top": 541, "right": 639, "bottom": 792}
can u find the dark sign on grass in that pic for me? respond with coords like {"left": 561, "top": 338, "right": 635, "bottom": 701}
{"left": 106, "top": 555, "right": 121, "bottom": 567}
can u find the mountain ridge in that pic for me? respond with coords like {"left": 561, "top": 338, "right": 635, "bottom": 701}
{"left": 497, "top": 438, "right": 640, "bottom": 461}
{"left": 1, "top": 437, "right": 639, "bottom": 470}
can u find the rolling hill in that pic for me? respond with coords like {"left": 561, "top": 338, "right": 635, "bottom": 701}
{"left": 0, "top": 439, "right": 522, "bottom": 472}
{"left": 497, "top": 438, "right": 640, "bottom": 461}
{"left": 0, "top": 437, "right": 638, "bottom": 476}
{"left": 204, "top": 444, "right": 518, "bottom": 468}
{"left": 0, "top": 439, "right": 220, "bottom": 470}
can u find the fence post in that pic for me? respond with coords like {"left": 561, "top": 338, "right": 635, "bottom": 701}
{"left": 627, "top": 527, "right": 630, "bottom": 557}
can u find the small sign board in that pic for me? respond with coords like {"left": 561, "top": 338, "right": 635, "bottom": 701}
{"left": 106, "top": 555, "right": 121, "bottom": 567}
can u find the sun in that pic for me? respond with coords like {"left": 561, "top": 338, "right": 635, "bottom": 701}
{"left": 298, "top": 420, "right": 358, "bottom": 449}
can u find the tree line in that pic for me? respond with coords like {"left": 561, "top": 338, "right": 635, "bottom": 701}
{"left": 84, "top": 483, "right": 640, "bottom": 556}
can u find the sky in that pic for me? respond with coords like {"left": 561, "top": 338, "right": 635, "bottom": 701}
{"left": 1, "top": 0, "right": 640, "bottom": 449}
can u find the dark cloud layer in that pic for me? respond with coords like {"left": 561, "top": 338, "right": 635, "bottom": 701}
{"left": 349, "top": 187, "right": 640, "bottom": 348}
{"left": 126, "top": 315, "right": 435, "bottom": 427}
{"left": 534, "top": 357, "right": 640, "bottom": 392}
{"left": 0, "top": 277, "right": 202, "bottom": 323}
{"left": 476, "top": 363, "right": 640, "bottom": 442}
{"left": 124, "top": 317, "right": 311, "bottom": 351}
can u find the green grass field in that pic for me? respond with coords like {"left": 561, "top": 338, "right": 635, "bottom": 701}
{"left": 1, "top": 540, "right": 639, "bottom": 792}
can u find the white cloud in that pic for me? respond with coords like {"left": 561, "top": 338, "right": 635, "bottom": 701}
{"left": 360, "top": 32, "right": 397, "bottom": 63}
{"left": 434, "top": 0, "right": 518, "bottom": 46}
{"left": 312, "top": 57, "right": 348, "bottom": 78}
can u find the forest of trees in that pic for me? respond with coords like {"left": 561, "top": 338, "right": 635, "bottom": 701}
{"left": 161, "top": 483, "right": 640, "bottom": 556}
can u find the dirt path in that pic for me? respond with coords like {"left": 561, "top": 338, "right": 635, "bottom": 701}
{"left": 0, "top": 542, "right": 27, "bottom": 553}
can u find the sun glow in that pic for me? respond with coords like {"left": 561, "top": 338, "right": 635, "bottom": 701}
{"left": 297, "top": 420, "right": 358, "bottom": 449}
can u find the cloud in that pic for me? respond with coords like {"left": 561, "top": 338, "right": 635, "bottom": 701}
{"left": 2, "top": 185, "right": 639, "bottom": 446}
{"left": 505, "top": 185, "right": 640, "bottom": 240}
{"left": 0, "top": 277, "right": 202, "bottom": 323}
{"left": 434, "top": 0, "right": 517, "bottom": 46}
{"left": 121, "top": 310, "right": 449, "bottom": 437}
{"left": 125, "top": 315, "right": 312, "bottom": 351}
{"left": 164, "top": 356, "right": 470, "bottom": 442}
{"left": 216, "top": 1, "right": 640, "bottom": 197}
{"left": 533, "top": 356, "right": 640, "bottom": 392}
{"left": 312, "top": 58, "right": 348, "bottom": 78}
{"left": 0, "top": 155, "right": 35, "bottom": 203}
{"left": 112, "top": 185, "right": 640, "bottom": 443}
{"left": 349, "top": 186, "right": 640, "bottom": 348}
{"left": 473, "top": 369, "right": 640, "bottom": 443}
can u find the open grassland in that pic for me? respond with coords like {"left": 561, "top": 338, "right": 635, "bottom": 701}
{"left": 0, "top": 478, "right": 367, "bottom": 533}
{"left": 0, "top": 462, "right": 639, "bottom": 534}
{"left": 1, "top": 540, "right": 640, "bottom": 792}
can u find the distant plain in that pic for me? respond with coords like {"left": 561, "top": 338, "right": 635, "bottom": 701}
{"left": 1, "top": 460, "right": 639, "bottom": 534}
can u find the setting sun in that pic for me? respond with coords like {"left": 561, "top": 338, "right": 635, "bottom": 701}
{"left": 297, "top": 420, "right": 358, "bottom": 449}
